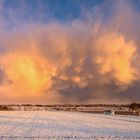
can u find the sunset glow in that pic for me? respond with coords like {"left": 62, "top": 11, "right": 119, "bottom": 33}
{"left": 0, "top": 0, "right": 140, "bottom": 104}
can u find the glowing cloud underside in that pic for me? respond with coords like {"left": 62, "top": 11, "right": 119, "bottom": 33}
{"left": 0, "top": 1, "right": 140, "bottom": 103}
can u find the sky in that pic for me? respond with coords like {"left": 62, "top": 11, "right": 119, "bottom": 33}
{"left": 0, "top": 0, "right": 140, "bottom": 104}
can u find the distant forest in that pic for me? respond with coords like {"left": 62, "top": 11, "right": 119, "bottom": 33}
{"left": 0, "top": 103, "right": 140, "bottom": 111}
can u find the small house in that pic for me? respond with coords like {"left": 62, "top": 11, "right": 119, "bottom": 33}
{"left": 104, "top": 109, "right": 115, "bottom": 115}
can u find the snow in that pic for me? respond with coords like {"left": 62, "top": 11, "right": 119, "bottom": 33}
{"left": 0, "top": 111, "right": 139, "bottom": 139}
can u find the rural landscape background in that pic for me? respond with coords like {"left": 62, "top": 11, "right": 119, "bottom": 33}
{"left": 0, "top": 0, "right": 140, "bottom": 139}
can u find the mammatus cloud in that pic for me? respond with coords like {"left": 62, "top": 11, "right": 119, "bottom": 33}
{"left": 0, "top": 0, "right": 140, "bottom": 103}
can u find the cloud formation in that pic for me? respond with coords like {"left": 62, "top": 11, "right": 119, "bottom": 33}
{"left": 0, "top": 0, "right": 140, "bottom": 103}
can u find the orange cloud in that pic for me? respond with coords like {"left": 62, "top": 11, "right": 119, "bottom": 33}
{"left": 94, "top": 32, "right": 137, "bottom": 85}
{"left": 0, "top": 1, "right": 140, "bottom": 104}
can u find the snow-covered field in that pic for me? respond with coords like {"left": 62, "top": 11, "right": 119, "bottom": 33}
{"left": 0, "top": 111, "right": 139, "bottom": 140}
